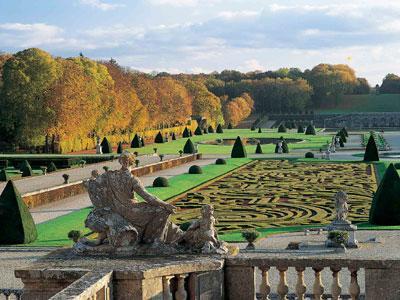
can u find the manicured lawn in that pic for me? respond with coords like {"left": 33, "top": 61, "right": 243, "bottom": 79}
{"left": 28, "top": 158, "right": 252, "bottom": 247}
{"left": 127, "top": 129, "right": 332, "bottom": 155}
{"left": 316, "top": 94, "right": 400, "bottom": 113}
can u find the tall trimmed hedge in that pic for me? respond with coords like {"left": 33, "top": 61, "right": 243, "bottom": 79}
{"left": 255, "top": 142, "right": 263, "bottom": 154}
{"left": 194, "top": 126, "right": 203, "bottom": 135}
{"left": 231, "top": 136, "right": 247, "bottom": 158}
{"left": 305, "top": 124, "right": 316, "bottom": 135}
{"left": 117, "top": 142, "right": 123, "bottom": 154}
{"left": 216, "top": 124, "right": 223, "bottom": 134}
{"left": 183, "top": 139, "right": 195, "bottom": 154}
{"left": 0, "top": 180, "right": 37, "bottom": 244}
{"left": 369, "top": 163, "right": 400, "bottom": 225}
{"left": 208, "top": 125, "right": 214, "bottom": 133}
{"left": 278, "top": 124, "right": 287, "bottom": 133}
{"left": 20, "top": 160, "right": 33, "bottom": 177}
{"left": 131, "top": 134, "right": 142, "bottom": 148}
{"left": 154, "top": 131, "right": 164, "bottom": 143}
{"left": 182, "top": 127, "right": 190, "bottom": 138}
{"left": 363, "top": 135, "right": 379, "bottom": 161}
{"left": 101, "top": 137, "right": 112, "bottom": 153}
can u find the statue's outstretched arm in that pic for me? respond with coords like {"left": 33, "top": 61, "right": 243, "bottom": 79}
{"left": 131, "top": 177, "right": 176, "bottom": 213}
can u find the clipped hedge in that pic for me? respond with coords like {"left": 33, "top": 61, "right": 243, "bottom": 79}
{"left": 194, "top": 126, "right": 203, "bottom": 136}
{"left": 153, "top": 177, "right": 169, "bottom": 187}
{"left": 305, "top": 124, "right": 316, "bottom": 135}
{"left": 305, "top": 152, "right": 314, "bottom": 158}
{"left": 231, "top": 136, "right": 247, "bottom": 158}
{"left": 182, "top": 127, "right": 190, "bottom": 138}
{"left": 101, "top": 137, "right": 112, "bottom": 154}
{"left": 227, "top": 123, "right": 233, "bottom": 129}
{"left": 369, "top": 163, "right": 400, "bottom": 225}
{"left": 208, "top": 125, "right": 214, "bottom": 133}
{"left": 20, "top": 160, "right": 33, "bottom": 177}
{"left": 0, "top": 169, "right": 10, "bottom": 182}
{"left": 154, "top": 131, "right": 164, "bottom": 143}
{"left": 131, "top": 134, "right": 142, "bottom": 148}
{"left": 172, "top": 132, "right": 177, "bottom": 140}
{"left": 215, "top": 158, "right": 227, "bottom": 165}
{"left": 117, "top": 142, "right": 123, "bottom": 154}
{"left": 258, "top": 128, "right": 262, "bottom": 133}
{"left": 363, "top": 135, "right": 379, "bottom": 161}
{"left": 255, "top": 142, "right": 263, "bottom": 154}
{"left": 183, "top": 139, "right": 195, "bottom": 154}
{"left": 216, "top": 124, "right": 224, "bottom": 134}
{"left": 297, "top": 125, "right": 304, "bottom": 133}
{"left": 0, "top": 180, "right": 37, "bottom": 244}
{"left": 189, "top": 165, "right": 203, "bottom": 174}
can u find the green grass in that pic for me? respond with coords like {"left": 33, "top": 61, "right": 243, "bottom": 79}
{"left": 317, "top": 94, "right": 400, "bottom": 113}
{"left": 26, "top": 158, "right": 252, "bottom": 247}
{"left": 128, "top": 129, "right": 332, "bottom": 155}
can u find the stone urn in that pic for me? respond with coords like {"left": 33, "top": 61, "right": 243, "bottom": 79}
{"left": 242, "top": 230, "right": 260, "bottom": 250}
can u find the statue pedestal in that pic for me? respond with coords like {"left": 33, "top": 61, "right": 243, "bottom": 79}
{"left": 326, "top": 220, "right": 358, "bottom": 248}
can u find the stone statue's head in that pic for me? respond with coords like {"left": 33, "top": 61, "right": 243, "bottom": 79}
{"left": 202, "top": 204, "right": 214, "bottom": 217}
{"left": 334, "top": 190, "right": 348, "bottom": 204}
{"left": 119, "top": 151, "right": 135, "bottom": 170}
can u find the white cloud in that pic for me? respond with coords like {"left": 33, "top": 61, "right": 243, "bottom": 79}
{"left": 147, "top": 0, "right": 221, "bottom": 6}
{"left": 218, "top": 10, "right": 260, "bottom": 19}
{"left": 79, "top": 0, "right": 125, "bottom": 11}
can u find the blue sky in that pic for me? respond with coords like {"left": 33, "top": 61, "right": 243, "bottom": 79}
{"left": 1, "top": 0, "right": 400, "bottom": 84}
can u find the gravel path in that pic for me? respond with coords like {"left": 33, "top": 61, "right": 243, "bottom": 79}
{"left": 0, "top": 154, "right": 179, "bottom": 195}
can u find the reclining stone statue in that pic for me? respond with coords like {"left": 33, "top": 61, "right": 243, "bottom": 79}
{"left": 74, "top": 151, "right": 227, "bottom": 255}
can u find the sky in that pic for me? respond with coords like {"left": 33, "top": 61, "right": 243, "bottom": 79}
{"left": 1, "top": 0, "right": 400, "bottom": 85}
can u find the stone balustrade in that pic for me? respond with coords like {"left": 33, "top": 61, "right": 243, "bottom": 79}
{"left": 0, "top": 288, "right": 23, "bottom": 300}
{"left": 225, "top": 256, "right": 400, "bottom": 300}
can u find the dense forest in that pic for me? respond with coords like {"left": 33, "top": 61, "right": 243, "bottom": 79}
{"left": 0, "top": 47, "right": 390, "bottom": 151}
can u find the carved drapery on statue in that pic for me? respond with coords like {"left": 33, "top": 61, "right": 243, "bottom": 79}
{"left": 74, "top": 151, "right": 227, "bottom": 255}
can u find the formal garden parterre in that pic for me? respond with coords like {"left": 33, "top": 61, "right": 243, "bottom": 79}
{"left": 170, "top": 159, "right": 377, "bottom": 233}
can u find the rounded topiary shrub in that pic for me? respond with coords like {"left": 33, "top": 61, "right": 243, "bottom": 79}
{"left": 183, "top": 139, "right": 195, "bottom": 154}
{"left": 208, "top": 125, "right": 214, "bottom": 133}
{"left": 215, "top": 158, "right": 227, "bottom": 165}
{"left": 305, "top": 152, "right": 314, "bottom": 158}
{"left": 278, "top": 124, "right": 287, "bottom": 133}
{"left": 305, "top": 124, "right": 316, "bottom": 135}
{"left": 188, "top": 165, "right": 203, "bottom": 174}
{"left": 154, "top": 131, "right": 164, "bottom": 143}
{"left": 153, "top": 176, "right": 169, "bottom": 187}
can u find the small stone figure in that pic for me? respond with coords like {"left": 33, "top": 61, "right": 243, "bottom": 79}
{"left": 334, "top": 190, "right": 349, "bottom": 221}
{"left": 96, "top": 137, "right": 102, "bottom": 154}
{"left": 178, "top": 205, "right": 227, "bottom": 254}
{"left": 277, "top": 141, "right": 283, "bottom": 154}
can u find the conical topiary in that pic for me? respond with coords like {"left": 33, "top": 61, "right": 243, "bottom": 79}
{"left": 131, "top": 134, "right": 142, "bottom": 148}
{"left": 297, "top": 125, "right": 304, "bottom": 133}
{"left": 208, "top": 125, "right": 214, "bottom": 133}
{"left": 194, "top": 126, "right": 203, "bottom": 135}
{"left": 189, "top": 129, "right": 193, "bottom": 137}
{"left": 255, "top": 142, "right": 263, "bottom": 154}
{"left": 228, "top": 123, "right": 233, "bottom": 129}
{"left": 305, "top": 124, "right": 316, "bottom": 135}
{"left": 337, "top": 130, "right": 347, "bottom": 143}
{"left": 203, "top": 128, "right": 208, "bottom": 134}
{"left": 231, "top": 136, "right": 247, "bottom": 158}
{"left": 47, "top": 162, "right": 57, "bottom": 173}
{"left": 154, "top": 131, "right": 164, "bottom": 143}
{"left": 275, "top": 138, "right": 289, "bottom": 153}
{"left": 182, "top": 127, "right": 190, "bottom": 138}
{"left": 101, "top": 137, "right": 112, "bottom": 153}
{"left": 183, "top": 139, "right": 195, "bottom": 154}
{"left": 0, "top": 181, "right": 37, "bottom": 244}
{"left": 0, "top": 169, "right": 10, "bottom": 182}
{"left": 216, "top": 124, "right": 223, "bottom": 134}
{"left": 117, "top": 142, "right": 123, "bottom": 154}
{"left": 278, "top": 124, "right": 287, "bottom": 133}
{"left": 172, "top": 132, "right": 177, "bottom": 140}
{"left": 20, "top": 160, "right": 33, "bottom": 177}
{"left": 258, "top": 127, "right": 262, "bottom": 133}
{"left": 339, "top": 137, "right": 344, "bottom": 147}
{"left": 251, "top": 125, "right": 256, "bottom": 131}
{"left": 369, "top": 163, "right": 400, "bottom": 225}
{"left": 364, "top": 135, "right": 379, "bottom": 161}
{"left": 342, "top": 127, "right": 349, "bottom": 137}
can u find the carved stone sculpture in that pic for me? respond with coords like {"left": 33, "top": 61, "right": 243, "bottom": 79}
{"left": 334, "top": 190, "right": 349, "bottom": 221}
{"left": 74, "top": 151, "right": 227, "bottom": 255}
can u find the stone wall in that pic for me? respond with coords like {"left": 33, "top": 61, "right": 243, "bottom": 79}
{"left": 22, "top": 154, "right": 202, "bottom": 208}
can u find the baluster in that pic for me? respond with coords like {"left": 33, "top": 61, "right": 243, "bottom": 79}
{"left": 259, "top": 266, "right": 271, "bottom": 300}
{"left": 175, "top": 274, "right": 187, "bottom": 300}
{"left": 312, "top": 267, "right": 324, "bottom": 300}
{"left": 349, "top": 267, "right": 360, "bottom": 300}
{"left": 330, "top": 267, "right": 342, "bottom": 300}
{"left": 3, "top": 290, "right": 11, "bottom": 300}
{"left": 276, "top": 267, "right": 289, "bottom": 300}
{"left": 162, "top": 275, "right": 174, "bottom": 300}
{"left": 295, "top": 266, "right": 306, "bottom": 300}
